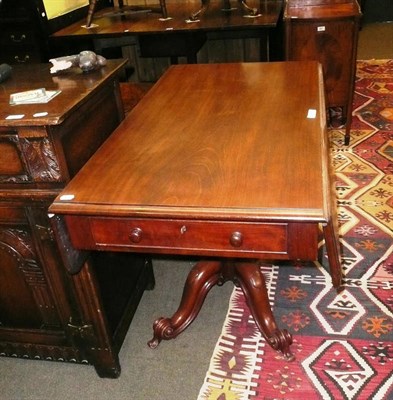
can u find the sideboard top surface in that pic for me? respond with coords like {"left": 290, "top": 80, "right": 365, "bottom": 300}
{"left": 0, "top": 59, "right": 126, "bottom": 127}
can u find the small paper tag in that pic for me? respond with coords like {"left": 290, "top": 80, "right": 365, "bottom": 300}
{"left": 33, "top": 112, "right": 48, "bottom": 117}
{"left": 60, "top": 194, "right": 75, "bottom": 201}
{"left": 6, "top": 114, "right": 25, "bottom": 120}
{"left": 9, "top": 88, "right": 61, "bottom": 105}
{"left": 10, "top": 88, "right": 46, "bottom": 104}
{"left": 307, "top": 109, "right": 317, "bottom": 119}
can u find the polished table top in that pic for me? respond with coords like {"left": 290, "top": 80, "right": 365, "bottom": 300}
{"left": 51, "top": 0, "right": 283, "bottom": 38}
{"left": 50, "top": 61, "right": 331, "bottom": 223}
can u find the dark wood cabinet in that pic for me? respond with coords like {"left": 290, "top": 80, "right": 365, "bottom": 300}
{"left": 284, "top": 0, "right": 361, "bottom": 144}
{"left": 0, "top": 0, "right": 113, "bottom": 64}
{"left": 0, "top": 0, "right": 46, "bottom": 64}
{"left": 0, "top": 61, "right": 154, "bottom": 378}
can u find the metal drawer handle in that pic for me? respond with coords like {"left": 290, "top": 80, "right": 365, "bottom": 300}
{"left": 14, "top": 55, "right": 30, "bottom": 63}
{"left": 10, "top": 34, "right": 26, "bottom": 42}
{"left": 129, "top": 227, "right": 143, "bottom": 243}
{"left": 229, "top": 231, "right": 243, "bottom": 247}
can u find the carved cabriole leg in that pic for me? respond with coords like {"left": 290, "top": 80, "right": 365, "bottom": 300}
{"left": 234, "top": 262, "right": 294, "bottom": 360}
{"left": 148, "top": 260, "right": 294, "bottom": 360}
{"left": 148, "top": 260, "right": 223, "bottom": 348}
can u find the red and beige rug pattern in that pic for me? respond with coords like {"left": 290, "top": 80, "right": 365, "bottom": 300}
{"left": 197, "top": 60, "right": 393, "bottom": 400}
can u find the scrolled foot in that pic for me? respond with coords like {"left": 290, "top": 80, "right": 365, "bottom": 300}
{"left": 147, "top": 337, "right": 160, "bottom": 349}
{"left": 268, "top": 329, "right": 294, "bottom": 361}
{"left": 147, "top": 317, "right": 176, "bottom": 349}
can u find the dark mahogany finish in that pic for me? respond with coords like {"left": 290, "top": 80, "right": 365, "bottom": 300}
{"left": 0, "top": 60, "right": 154, "bottom": 378}
{"left": 50, "top": 62, "right": 343, "bottom": 361}
{"left": 284, "top": 0, "right": 361, "bottom": 145}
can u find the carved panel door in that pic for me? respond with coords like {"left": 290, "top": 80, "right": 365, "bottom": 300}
{"left": 0, "top": 199, "right": 79, "bottom": 353}
{"left": 0, "top": 214, "right": 53, "bottom": 330}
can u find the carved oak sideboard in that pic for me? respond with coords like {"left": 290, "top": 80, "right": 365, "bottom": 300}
{"left": 0, "top": 60, "right": 154, "bottom": 378}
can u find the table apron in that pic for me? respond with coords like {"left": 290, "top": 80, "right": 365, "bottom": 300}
{"left": 63, "top": 215, "right": 320, "bottom": 261}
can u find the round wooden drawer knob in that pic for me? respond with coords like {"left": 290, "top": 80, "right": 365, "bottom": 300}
{"left": 129, "top": 227, "right": 143, "bottom": 243}
{"left": 230, "top": 231, "right": 243, "bottom": 247}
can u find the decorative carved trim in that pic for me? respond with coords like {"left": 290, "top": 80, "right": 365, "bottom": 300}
{"left": 51, "top": 215, "right": 89, "bottom": 274}
{"left": 0, "top": 341, "right": 88, "bottom": 364}
{"left": 19, "top": 137, "right": 61, "bottom": 182}
{"left": 0, "top": 175, "right": 30, "bottom": 183}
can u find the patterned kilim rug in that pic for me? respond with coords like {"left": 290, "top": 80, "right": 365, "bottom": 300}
{"left": 197, "top": 60, "right": 393, "bottom": 400}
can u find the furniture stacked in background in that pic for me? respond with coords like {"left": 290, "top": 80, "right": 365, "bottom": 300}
{"left": 49, "top": 0, "right": 285, "bottom": 82}
{"left": 0, "top": 0, "right": 113, "bottom": 65}
{"left": 48, "top": 0, "right": 362, "bottom": 142}
{"left": 0, "top": 60, "right": 154, "bottom": 378}
{"left": 1, "top": 0, "right": 361, "bottom": 112}
{"left": 284, "top": 0, "right": 362, "bottom": 145}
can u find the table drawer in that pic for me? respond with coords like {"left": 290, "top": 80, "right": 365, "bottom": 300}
{"left": 91, "top": 218, "right": 287, "bottom": 253}
{"left": 63, "top": 217, "right": 318, "bottom": 260}
{"left": 62, "top": 215, "right": 319, "bottom": 260}
{"left": 1, "top": 29, "right": 37, "bottom": 46}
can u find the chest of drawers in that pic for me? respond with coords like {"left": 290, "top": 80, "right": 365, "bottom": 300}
{"left": 0, "top": 0, "right": 45, "bottom": 64}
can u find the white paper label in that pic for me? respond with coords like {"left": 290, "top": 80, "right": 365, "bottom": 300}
{"left": 6, "top": 114, "right": 25, "bottom": 120}
{"left": 59, "top": 194, "right": 75, "bottom": 201}
{"left": 307, "top": 109, "right": 317, "bottom": 119}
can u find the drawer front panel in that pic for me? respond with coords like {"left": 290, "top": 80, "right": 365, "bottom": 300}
{"left": 1, "top": 29, "right": 36, "bottom": 46}
{"left": 3, "top": 50, "right": 41, "bottom": 65}
{"left": 90, "top": 218, "right": 289, "bottom": 257}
